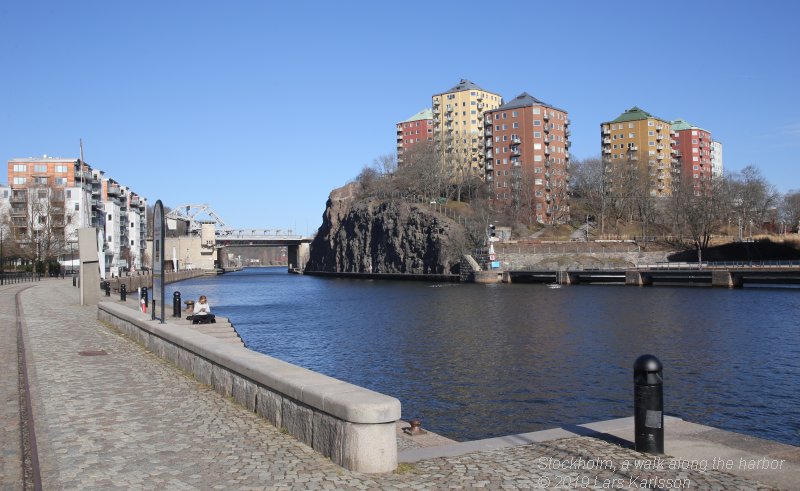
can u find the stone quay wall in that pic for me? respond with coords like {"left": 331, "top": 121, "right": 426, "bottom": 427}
{"left": 97, "top": 302, "right": 401, "bottom": 473}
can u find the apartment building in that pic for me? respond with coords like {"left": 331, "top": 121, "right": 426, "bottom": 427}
{"left": 600, "top": 107, "right": 675, "bottom": 197}
{"left": 484, "top": 93, "right": 571, "bottom": 224}
{"left": 711, "top": 141, "right": 724, "bottom": 178}
{"left": 671, "top": 119, "right": 714, "bottom": 192}
{"left": 5, "top": 156, "right": 147, "bottom": 272}
{"left": 432, "top": 79, "right": 503, "bottom": 172}
{"left": 396, "top": 109, "right": 433, "bottom": 165}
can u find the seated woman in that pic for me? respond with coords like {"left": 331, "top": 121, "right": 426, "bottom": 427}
{"left": 191, "top": 295, "right": 216, "bottom": 324}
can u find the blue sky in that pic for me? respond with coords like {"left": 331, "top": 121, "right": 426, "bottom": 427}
{"left": 2, "top": 1, "right": 798, "bottom": 234}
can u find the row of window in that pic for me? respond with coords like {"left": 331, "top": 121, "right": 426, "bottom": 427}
{"left": 11, "top": 164, "right": 71, "bottom": 173}
{"left": 400, "top": 121, "right": 432, "bottom": 128}
{"left": 491, "top": 108, "right": 565, "bottom": 120}
{"left": 495, "top": 133, "right": 566, "bottom": 142}
{"left": 607, "top": 121, "right": 669, "bottom": 130}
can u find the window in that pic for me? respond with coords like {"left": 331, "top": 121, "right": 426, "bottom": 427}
{"left": 503, "top": 135, "right": 508, "bottom": 141}
{"left": 34, "top": 164, "right": 47, "bottom": 172}
{"left": 534, "top": 131, "right": 541, "bottom": 138}
{"left": 495, "top": 125, "right": 500, "bottom": 130}
{"left": 108, "top": 214, "right": 112, "bottom": 221}
{"left": 648, "top": 131, "right": 654, "bottom": 136}
{"left": 534, "top": 155, "right": 542, "bottom": 162}
{"left": 692, "top": 130, "right": 698, "bottom": 135}
{"left": 502, "top": 124, "right": 507, "bottom": 130}
{"left": 693, "top": 157, "right": 699, "bottom": 162}
{"left": 534, "top": 120, "right": 541, "bottom": 126}
{"left": 533, "top": 108, "right": 541, "bottom": 115}
{"left": 512, "top": 122, "right": 519, "bottom": 128}
{"left": 471, "top": 101, "right": 476, "bottom": 105}
{"left": 512, "top": 111, "right": 518, "bottom": 117}
{"left": 648, "top": 141, "right": 655, "bottom": 146}
{"left": 629, "top": 133, "right": 635, "bottom": 138}
{"left": 38, "top": 190, "right": 47, "bottom": 198}
{"left": 502, "top": 113, "right": 507, "bottom": 119}
{"left": 34, "top": 177, "right": 47, "bottom": 185}
{"left": 13, "top": 177, "right": 26, "bottom": 185}
{"left": 534, "top": 167, "right": 542, "bottom": 173}
{"left": 648, "top": 121, "right": 655, "bottom": 127}
{"left": 75, "top": 203, "right": 79, "bottom": 211}
{"left": 55, "top": 177, "right": 67, "bottom": 186}
{"left": 13, "top": 164, "right": 26, "bottom": 172}
{"left": 131, "top": 240, "right": 135, "bottom": 246}
{"left": 629, "top": 123, "right": 634, "bottom": 128}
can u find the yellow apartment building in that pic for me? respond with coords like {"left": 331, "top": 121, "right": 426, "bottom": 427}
{"left": 600, "top": 107, "right": 676, "bottom": 197}
{"left": 432, "top": 79, "right": 502, "bottom": 173}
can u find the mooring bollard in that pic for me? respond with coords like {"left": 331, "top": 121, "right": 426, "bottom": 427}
{"left": 634, "top": 354, "right": 664, "bottom": 454}
{"left": 105, "top": 281, "right": 111, "bottom": 297}
{"left": 120, "top": 284, "right": 127, "bottom": 302}
{"left": 141, "top": 287, "right": 148, "bottom": 313}
{"left": 72, "top": 276, "right": 76, "bottom": 287}
{"left": 173, "top": 291, "right": 181, "bottom": 318}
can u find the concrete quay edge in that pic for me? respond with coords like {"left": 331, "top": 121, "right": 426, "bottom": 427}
{"left": 98, "top": 301, "right": 401, "bottom": 424}
{"left": 400, "top": 415, "right": 800, "bottom": 489}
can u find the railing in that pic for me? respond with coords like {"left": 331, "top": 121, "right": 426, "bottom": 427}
{"left": 0, "top": 271, "right": 42, "bottom": 285}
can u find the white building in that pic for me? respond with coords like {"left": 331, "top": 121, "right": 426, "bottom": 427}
{"left": 711, "top": 141, "right": 724, "bottom": 179}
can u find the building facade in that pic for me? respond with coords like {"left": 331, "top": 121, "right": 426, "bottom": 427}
{"left": 670, "top": 119, "right": 714, "bottom": 192}
{"left": 600, "top": 107, "right": 676, "bottom": 197}
{"left": 484, "top": 93, "right": 570, "bottom": 224}
{"left": 432, "top": 79, "right": 502, "bottom": 173}
{"left": 396, "top": 109, "right": 433, "bottom": 165}
{"left": 711, "top": 141, "right": 724, "bottom": 178}
{"left": 5, "top": 156, "right": 147, "bottom": 272}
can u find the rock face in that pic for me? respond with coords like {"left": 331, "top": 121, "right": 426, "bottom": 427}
{"left": 306, "top": 184, "right": 467, "bottom": 275}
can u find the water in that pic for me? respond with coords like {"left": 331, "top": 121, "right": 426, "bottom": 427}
{"left": 167, "top": 267, "right": 800, "bottom": 446}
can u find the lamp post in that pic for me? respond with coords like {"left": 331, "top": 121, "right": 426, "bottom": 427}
{"left": 1, "top": 226, "right": 4, "bottom": 285}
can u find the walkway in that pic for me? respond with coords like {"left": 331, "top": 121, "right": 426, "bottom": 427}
{"left": 1, "top": 280, "right": 792, "bottom": 489}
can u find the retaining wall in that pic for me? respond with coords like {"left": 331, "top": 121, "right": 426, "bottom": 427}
{"left": 97, "top": 302, "right": 401, "bottom": 473}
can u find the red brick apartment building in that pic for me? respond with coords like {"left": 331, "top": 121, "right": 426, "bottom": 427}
{"left": 671, "top": 119, "right": 713, "bottom": 192}
{"left": 396, "top": 108, "right": 433, "bottom": 165}
{"left": 484, "top": 93, "right": 570, "bottom": 224}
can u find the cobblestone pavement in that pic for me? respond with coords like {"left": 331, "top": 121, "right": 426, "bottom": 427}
{"left": 4, "top": 280, "right": 778, "bottom": 489}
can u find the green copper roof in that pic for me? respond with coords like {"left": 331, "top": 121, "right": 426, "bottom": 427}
{"left": 671, "top": 119, "right": 693, "bottom": 131}
{"left": 609, "top": 106, "right": 665, "bottom": 123}
{"left": 401, "top": 108, "right": 433, "bottom": 123}
{"left": 671, "top": 118, "right": 709, "bottom": 133}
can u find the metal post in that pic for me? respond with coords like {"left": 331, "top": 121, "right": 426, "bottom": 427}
{"left": 173, "top": 291, "right": 181, "bottom": 318}
{"left": 634, "top": 354, "right": 664, "bottom": 454}
{"left": 105, "top": 281, "right": 111, "bottom": 297}
{"left": 120, "top": 284, "right": 127, "bottom": 302}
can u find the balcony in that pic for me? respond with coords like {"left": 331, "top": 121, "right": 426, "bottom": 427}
{"left": 565, "top": 118, "right": 571, "bottom": 126}
{"left": 107, "top": 187, "right": 121, "bottom": 197}
{"left": 603, "top": 128, "right": 610, "bottom": 135}
{"left": 511, "top": 148, "right": 520, "bottom": 156}
{"left": 433, "top": 107, "right": 440, "bottom": 115}
{"left": 485, "top": 139, "right": 493, "bottom": 147}
{"left": 486, "top": 162, "right": 493, "bottom": 170}
{"left": 657, "top": 144, "right": 664, "bottom": 150}
{"left": 445, "top": 115, "right": 453, "bottom": 122}
{"left": 511, "top": 158, "right": 520, "bottom": 166}
{"left": 603, "top": 148, "right": 612, "bottom": 154}
{"left": 603, "top": 138, "right": 611, "bottom": 144}
{"left": 630, "top": 155, "right": 639, "bottom": 161}
{"left": 657, "top": 134, "right": 664, "bottom": 140}
{"left": 477, "top": 103, "right": 485, "bottom": 110}
{"left": 566, "top": 140, "right": 572, "bottom": 148}
{"left": 486, "top": 173, "right": 493, "bottom": 181}
{"left": 11, "top": 207, "right": 26, "bottom": 216}
{"left": 477, "top": 93, "right": 484, "bottom": 100}
{"left": 511, "top": 136, "right": 521, "bottom": 145}
{"left": 544, "top": 125, "right": 551, "bottom": 133}
{"left": 434, "top": 99, "right": 440, "bottom": 106}
{"left": 543, "top": 113, "right": 550, "bottom": 121}
{"left": 544, "top": 147, "right": 551, "bottom": 155}
{"left": 545, "top": 194, "right": 552, "bottom": 202}
{"left": 485, "top": 127, "right": 493, "bottom": 136}
{"left": 565, "top": 128, "right": 571, "bottom": 137}
{"left": 486, "top": 150, "right": 493, "bottom": 158}
{"left": 629, "top": 145, "right": 638, "bottom": 151}
{"left": 445, "top": 106, "right": 453, "bottom": 113}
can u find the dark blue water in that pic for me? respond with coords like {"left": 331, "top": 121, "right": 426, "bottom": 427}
{"left": 167, "top": 267, "right": 800, "bottom": 446}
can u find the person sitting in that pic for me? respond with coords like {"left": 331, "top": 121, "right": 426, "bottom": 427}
{"left": 191, "top": 295, "right": 216, "bottom": 324}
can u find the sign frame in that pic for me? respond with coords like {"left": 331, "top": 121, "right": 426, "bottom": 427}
{"left": 152, "top": 200, "right": 166, "bottom": 323}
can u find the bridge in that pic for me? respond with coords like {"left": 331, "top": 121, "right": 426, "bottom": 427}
{"left": 505, "top": 262, "right": 800, "bottom": 287}
{"left": 165, "top": 204, "right": 312, "bottom": 272}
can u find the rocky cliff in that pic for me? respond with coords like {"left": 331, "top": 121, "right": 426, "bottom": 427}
{"left": 305, "top": 184, "right": 467, "bottom": 274}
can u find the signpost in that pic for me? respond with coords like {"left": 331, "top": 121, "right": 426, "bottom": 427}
{"left": 152, "top": 200, "right": 165, "bottom": 323}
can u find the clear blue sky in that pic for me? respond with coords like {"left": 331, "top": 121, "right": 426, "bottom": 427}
{"left": 2, "top": 1, "right": 798, "bottom": 234}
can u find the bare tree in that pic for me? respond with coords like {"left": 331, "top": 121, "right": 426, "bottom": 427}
{"left": 781, "top": 189, "right": 800, "bottom": 232}
{"left": 10, "top": 185, "right": 72, "bottom": 264}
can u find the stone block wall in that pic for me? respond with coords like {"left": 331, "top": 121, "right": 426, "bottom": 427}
{"left": 97, "top": 302, "right": 400, "bottom": 473}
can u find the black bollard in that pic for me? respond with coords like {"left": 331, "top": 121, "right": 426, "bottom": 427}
{"left": 634, "top": 354, "right": 664, "bottom": 454}
{"left": 105, "top": 281, "right": 111, "bottom": 297}
{"left": 73, "top": 276, "right": 76, "bottom": 287}
{"left": 173, "top": 291, "right": 181, "bottom": 318}
{"left": 120, "top": 284, "right": 127, "bottom": 302}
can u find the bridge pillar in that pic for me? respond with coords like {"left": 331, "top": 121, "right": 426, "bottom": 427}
{"left": 288, "top": 242, "right": 310, "bottom": 273}
{"left": 557, "top": 270, "right": 578, "bottom": 285}
{"left": 626, "top": 271, "right": 652, "bottom": 286}
{"left": 712, "top": 270, "right": 743, "bottom": 288}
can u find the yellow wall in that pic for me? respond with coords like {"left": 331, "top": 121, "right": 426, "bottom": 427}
{"left": 432, "top": 87, "right": 502, "bottom": 171}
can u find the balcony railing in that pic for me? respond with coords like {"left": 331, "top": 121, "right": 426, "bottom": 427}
{"left": 511, "top": 136, "right": 521, "bottom": 144}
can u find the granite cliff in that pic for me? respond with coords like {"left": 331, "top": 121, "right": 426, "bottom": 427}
{"left": 305, "top": 184, "right": 468, "bottom": 274}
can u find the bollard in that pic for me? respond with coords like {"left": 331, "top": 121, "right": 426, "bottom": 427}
{"left": 73, "top": 276, "right": 76, "bottom": 287}
{"left": 173, "top": 291, "right": 181, "bottom": 318}
{"left": 634, "top": 354, "right": 664, "bottom": 454}
{"left": 120, "top": 284, "right": 127, "bottom": 302}
{"left": 105, "top": 281, "right": 111, "bottom": 297}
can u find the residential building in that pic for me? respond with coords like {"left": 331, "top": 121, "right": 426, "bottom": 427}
{"left": 671, "top": 119, "right": 713, "bottom": 191}
{"left": 485, "top": 92, "right": 571, "bottom": 224}
{"left": 711, "top": 141, "right": 724, "bottom": 178}
{"left": 432, "top": 79, "right": 503, "bottom": 173}
{"left": 600, "top": 107, "right": 675, "bottom": 197}
{"left": 396, "top": 109, "right": 433, "bottom": 165}
{"left": 5, "top": 156, "right": 147, "bottom": 272}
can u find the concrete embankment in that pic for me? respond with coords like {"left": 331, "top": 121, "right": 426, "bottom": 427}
{"left": 98, "top": 301, "right": 401, "bottom": 473}
{"left": 102, "top": 270, "right": 208, "bottom": 292}
{"left": 304, "top": 270, "right": 459, "bottom": 282}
